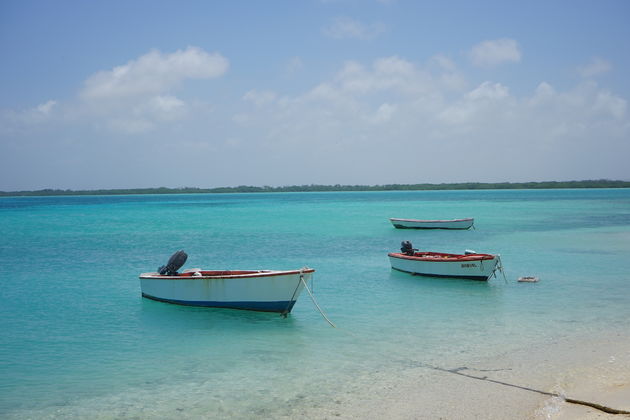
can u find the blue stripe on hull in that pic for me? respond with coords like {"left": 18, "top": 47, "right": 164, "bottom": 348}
{"left": 392, "top": 225, "right": 471, "bottom": 230}
{"left": 391, "top": 267, "right": 490, "bottom": 281}
{"left": 142, "top": 293, "right": 296, "bottom": 313}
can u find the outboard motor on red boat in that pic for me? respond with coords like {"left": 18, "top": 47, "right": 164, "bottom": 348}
{"left": 158, "top": 250, "right": 188, "bottom": 275}
{"left": 401, "top": 241, "right": 417, "bottom": 256}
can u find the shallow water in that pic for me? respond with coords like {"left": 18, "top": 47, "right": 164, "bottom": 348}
{"left": 1, "top": 189, "right": 629, "bottom": 418}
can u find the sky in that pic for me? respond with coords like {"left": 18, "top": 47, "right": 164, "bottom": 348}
{"left": 1, "top": 0, "right": 629, "bottom": 190}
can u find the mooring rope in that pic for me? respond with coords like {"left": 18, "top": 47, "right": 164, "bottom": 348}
{"left": 281, "top": 269, "right": 336, "bottom": 327}
{"left": 281, "top": 270, "right": 304, "bottom": 318}
{"left": 496, "top": 254, "right": 507, "bottom": 283}
{"left": 300, "top": 274, "right": 336, "bottom": 328}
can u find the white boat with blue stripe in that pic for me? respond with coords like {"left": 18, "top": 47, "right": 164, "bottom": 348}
{"left": 388, "top": 241, "right": 501, "bottom": 281}
{"left": 139, "top": 251, "right": 314, "bottom": 313}
{"left": 389, "top": 217, "right": 474, "bottom": 230}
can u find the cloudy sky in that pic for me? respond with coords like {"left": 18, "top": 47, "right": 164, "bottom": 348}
{"left": 1, "top": 0, "right": 629, "bottom": 190}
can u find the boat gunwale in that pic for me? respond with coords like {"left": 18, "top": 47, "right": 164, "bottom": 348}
{"left": 388, "top": 252, "right": 496, "bottom": 262}
{"left": 139, "top": 268, "right": 314, "bottom": 280}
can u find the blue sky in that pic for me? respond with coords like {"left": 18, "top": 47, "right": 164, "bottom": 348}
{"left": 1, "top": 0, "right": 629, "bottom": 190}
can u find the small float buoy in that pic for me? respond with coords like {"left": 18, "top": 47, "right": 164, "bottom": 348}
{"left": 518, "top": 276, "right": 539, "bottom": 283}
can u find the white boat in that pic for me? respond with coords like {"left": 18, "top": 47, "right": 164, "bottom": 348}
{"left": 140, "top": 268, "right": 314, "bottom": 313}
{"left": 389, "top": 217, "right": 474, "bottom": 230}
{"left": 139, "top": 251, "right": 314, "bottom": 313}
{"left": 388, "top": 241, "right": 499, "bottom": 281}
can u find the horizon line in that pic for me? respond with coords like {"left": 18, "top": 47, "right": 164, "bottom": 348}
{"left": 2, "top": 179, "right": 630, "bottom": 197}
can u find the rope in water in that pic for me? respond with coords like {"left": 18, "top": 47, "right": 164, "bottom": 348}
{"left": 282, "top": 268, "right": 335, "bottom": 328}
{"left": 281, "top": 270, "right": 304, "bottom": 318}
{"left": 301, "top": 274, "right": 336, "bottom": 328}
{"left": 496, "top": 255, "right": 508, "bottom": 283}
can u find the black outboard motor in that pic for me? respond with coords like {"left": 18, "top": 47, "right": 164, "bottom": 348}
{"left": 401, "top": 240, "right": 416, "bottom": 256}
{"left": 158, "top": 250, "right": 188, "bottom": 275}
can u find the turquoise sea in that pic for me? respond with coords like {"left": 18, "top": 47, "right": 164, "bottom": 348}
{"left": 1, "top": 189, "right": 630, "bottom": 418}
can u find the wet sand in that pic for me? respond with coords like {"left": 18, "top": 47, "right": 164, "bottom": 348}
{"left": 291, "top": 330, "right": 630, "bottom": 419}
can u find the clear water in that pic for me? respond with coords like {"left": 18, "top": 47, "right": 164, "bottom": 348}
{"left": 1, "top": 189, "right": 629, "bottom": 418}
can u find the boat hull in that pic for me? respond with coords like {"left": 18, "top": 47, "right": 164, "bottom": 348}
{"left": 389, "top": 218, "right": 474, "bottom": 230}
{"left": 388, "top": 252, "right": 498, "bottom": 281}
{"left": 139, "top": 269, "right": 314, "bottom": 313}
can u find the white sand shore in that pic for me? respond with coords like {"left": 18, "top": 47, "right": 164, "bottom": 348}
{"left": 5, "top": 331, "right": 628, "bottom": 419}
{"left": 290, "top": 330, "right": 630, "bottom": 419}
{"left": 545, "top": 343, "right": 630, "bottom": 420}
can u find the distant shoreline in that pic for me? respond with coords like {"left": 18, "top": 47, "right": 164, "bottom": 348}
{"left": 1, "top": 180, "right": 629, "bottom": 197}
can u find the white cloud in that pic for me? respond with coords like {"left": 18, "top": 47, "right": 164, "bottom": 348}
{"left": 438, "top": 82, "right": 511, "bottom": 125}
{"left": 227, "top": 56, "right": 629, "bottom": 184}
{"left": 150, "top": 95, "right": 185, "bottom": 113}
{"left": 323, "top": 17, "right": 385, "bottom": 40}
{"left": 439, "top": 73, "right": 467, "bottom": 92}
{"left": 593, "top": 90, "right": 626, "bottom": 119}
{"left": 528, "top": 81, "right": 626, "bottom": 120}
{"left": 286, "top": 56, "right": 304, "bottom": 74}
{"left": 4, "top": 51, "right": 629, "bottom": 188}
{"left": 534, "top": 82, "right": 555, "bottom": 98}
{"left": 62, "top": 47, "right": 229, "bottom": 133}
{"left": 428, "top": 54, "right": 466, "bottom": 91}
{"left": 466, "top": 81, "right": 509, "bottom": 100}
{"left": 430, "top": 54, "right": 457, "bottom": 72}
{"left": 101, "top": 95, "right": 188, "bottom": 133}
{"left": 332, "top": 56, "right": 434, "bottom": 96}
{"left": 374, "top": 56, "right": 415, "bottom": 76}
{"left": 469, "top": 38, "right": 521, "bottom": 67}
{"left": 243, "top": 89, "right": 278, "bottom": 106}
{"left": 578, "top": 57, "right": 612, "bottom": 78}
{"left": 528, "top": 82, "right": 556, "bottom": 107}
{"left": 1, "top": 100, "right": 58, "bottom": 127}
{"left": 36, "top": 100, "right": 57, "bottom": 115}
{"left": 371, "top": 103, "right": 397, "bottom": 124}
{"left": 80, "top": 46, "right": 228, "bottom": 100}
{"left": 140, "top": 95, "right": 187, "bottom": 121}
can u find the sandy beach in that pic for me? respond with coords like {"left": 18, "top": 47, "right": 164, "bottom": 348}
{"left": 6, "top": 330, "right": 628, "bottom": 420}
{"left": 285, "top": 330, "right": 630, "bottom": 419}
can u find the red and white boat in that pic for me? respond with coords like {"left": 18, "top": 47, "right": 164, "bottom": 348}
{"left": 388, "top": 241, "right": 500, "bottom": 281}
{"left": 389, "top": 217, "right": 474, "bottom": 230}
{"left": 139, "top": 251, "right": 314, "bottom": 313}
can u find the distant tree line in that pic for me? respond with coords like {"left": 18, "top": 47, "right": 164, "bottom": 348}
{"left": 1, "top": 180, "right": 629, "bottom": 197}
